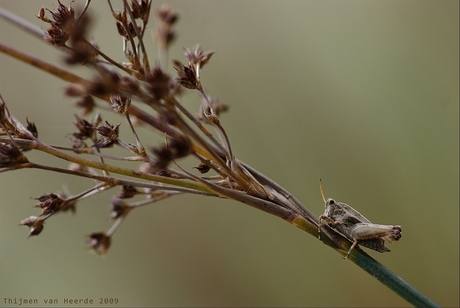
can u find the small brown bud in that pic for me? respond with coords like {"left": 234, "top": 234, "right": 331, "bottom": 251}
{"left": 118, "top": 185, "right": 139, "bottom": 199}
{"left": 145, "top": 66, "right": 173, "bottom": 99}
{"left": 34, "top": 193, "right": 64, "bottom": 216}
{"left": 45, "top": 26, "right": 69, "bottom": 45}
{"left": 151, "top": 136, "right": 192, "bottom": 171}
{"left": 64, "top": 13, "right": 96, "bottom": 65}
{"left": 198, "top": 95, "right": 228, "bottom": 122}
{"left": 19, "top": 216, "right": 44, "bottom": 237}
{"left": 74, "top": 95, "right": 95, "bottom": 116}
{"left": 87, "top": 232, "right": 111, "bottom": 255}
{"left": 194, "top": 163, "right": 211, "bottom": 174}
{"left": 155, "top": 26, "right": 175, "bottom": 48}
{"left": 85, "top": 70, "right": 120, "bottom": 97}
{"left": 65, "top": 84, "right": 85, "bottom": 97}
{"left": 151, "top": 146, "right": 173, "bottom": 171}
{"left": 25, "top": 118, "right": 38, "bottom": 139}
{"left": 37, "top": 7, "right": 51, "bottom": 23}
{"left": 156, "top": 4, "right": 178, "bottom": 25}
{"left": 110, "top": 197, "right": 131, "bottom": 219}
{"left": 118, "top": 76, "right": 140, "bottom": 94}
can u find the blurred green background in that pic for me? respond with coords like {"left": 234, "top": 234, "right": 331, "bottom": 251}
{"left": 0, "top": 1, "right": 458, "bottom": 307}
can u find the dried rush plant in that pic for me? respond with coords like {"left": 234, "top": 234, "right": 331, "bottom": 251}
{"left": 0, "top": 1, "right": 437, "bottom": 307}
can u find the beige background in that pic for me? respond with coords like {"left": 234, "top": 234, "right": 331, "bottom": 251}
{"left": 0, "top": 1, "right": 458, "bottom": 307}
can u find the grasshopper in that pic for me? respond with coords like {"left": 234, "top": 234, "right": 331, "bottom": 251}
{"left": 318, "top": 181, "right": 402, "bottom": 259}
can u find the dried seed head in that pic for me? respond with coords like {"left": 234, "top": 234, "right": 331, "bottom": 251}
{"left": 94, "top": 121, "right": 120, "bottom": 148}
{"left": 110, "top": 95, "right": 131, "bottom": 114}
{"left": 49, "top": 0, "right": 75, "bottom": 30}
{"left": 155, "top": 5, "right": 178, "bottom": 47}
{"left": 116, "top": 21, "right": 139, "bottom": 39}
{"left": 193, "top": 163, "right": 211, "bottom": 174}
{"left": 199, "top": 95, "right": 228, "bottom": 122}
{"left": 173, "top": 61, "right": 199, "bottom": 90}
{"left": 65, "top": 84, "right": 85, "bottom": 97}
{"left": 130, "top": 0, "right": 150, "bottom": 21}
{"left": 118, "top": 76, "right": 140, "bottom": 94}
{"left": 151, "top": 146, "right": 173, "bottom": 171}
{"left": 201, "top": 105, "right": 220, "bottom": 125}
{"left": 34, "top": 193, "right": 64, "bottom": 216}
{"left": 87, "top": 232, "right": 111, "bottom": 255}
{"left": 155, "top": 25, "right": 175, "bottom": 48}
{"left": 74, "top": 95, "right": 95, "bottom": 116}
{"left": 110, "top": 197, "right": 131, "bottom": 219}
{"left": 26, "top": 118, "right": 38, "bottom": 138}
{"left": 19, "top": 216, "right": 44, "bottom": 237}
{"left": 151, "top": 136, "right": 192, "bottom": 171}
{"left": 45, "top": 26, "right": 69, "bottom": 45}
{"left": 40, "top": 0, "right": 75, "bottom": 46}
{"left": 145, "top": 66, "right": 174, "bottom": 100}
{"left": 73, "top": 115, "right": 94, "bottom": 139}
{"left": 184, "top": 45, "right": 214, "bottom": 68}
{"left": 0, "top": 143, "right": 29, "bottom": 168}
{"left": 85, "top": 70, "right": 120, "bottom": 97}
{"left": 156, "top": 4, "right": 178, "bottom": 25}
{"left": 168, "top": 136, "right": 192, "bottom": 158}
{"left": 95, "top": 121, "right": 120, "bottom": 139}
{"left": 64, "top": 13, "right": 97, "bottom": 65}
{"left": 118, "top": 185, "right": 139, "bottom": 199}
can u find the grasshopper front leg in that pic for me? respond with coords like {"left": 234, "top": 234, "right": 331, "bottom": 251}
{"left": 318, "top": 215, "right": 340, "bottom": 240}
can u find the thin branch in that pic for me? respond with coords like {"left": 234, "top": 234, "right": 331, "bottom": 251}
{"left": 0, "top": 7, "right": 45, "bottom": 39}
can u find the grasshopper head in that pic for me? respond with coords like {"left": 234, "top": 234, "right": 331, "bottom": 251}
{"left": 324, "top": 198, "right": 338, "bottom": 216}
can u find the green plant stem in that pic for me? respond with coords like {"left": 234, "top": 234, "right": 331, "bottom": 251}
{"left": 351, "top": 250, "right": 438, "bottom": 307}
{"left": 292, "top": 216, "right": 439, "bottom": 307}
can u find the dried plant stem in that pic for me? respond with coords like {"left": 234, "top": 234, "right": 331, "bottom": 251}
{"left": 0, "top": 42, "right": 87, "bottom": 85}
{"left": 32, "top": 140, "right": 211, "bottom": 193}
{"left": 0, "top": 7, "right": 44, "bottom": 39}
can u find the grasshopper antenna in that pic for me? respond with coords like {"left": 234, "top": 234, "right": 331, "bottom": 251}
{"left": 319, "top": 178, "right": 326, "bottom": 204}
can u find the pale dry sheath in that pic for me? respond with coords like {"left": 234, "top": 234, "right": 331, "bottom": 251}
{"left": 0, "top": 2, "right": 437, "bottom": 307}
